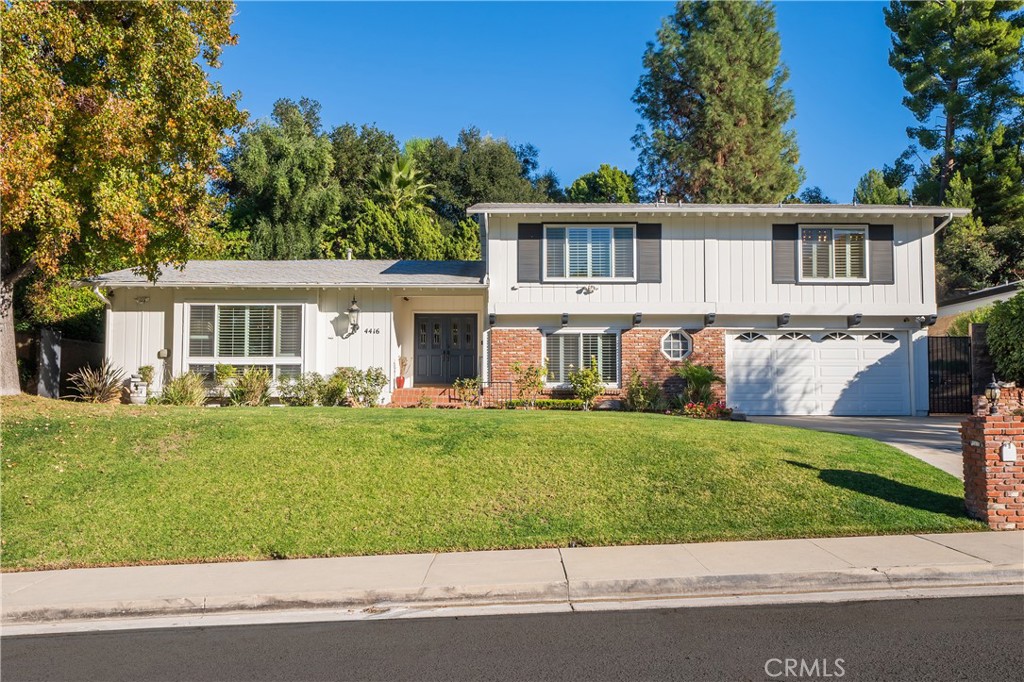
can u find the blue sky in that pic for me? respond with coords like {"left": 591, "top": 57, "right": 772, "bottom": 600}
{"left": 217, "top": 1, "right": 918, "bottom": 201}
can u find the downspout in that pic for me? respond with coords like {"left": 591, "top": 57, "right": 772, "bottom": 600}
{"left": 932, "top": 211, "right": 955, "bottom": 233}
{"left": 90, "top": 285, "right": 111, "bottom": 308}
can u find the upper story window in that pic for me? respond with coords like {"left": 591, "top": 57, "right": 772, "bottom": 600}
{"left": 800, "top": 226, "right": 867, "bottom": 281}
{"left": 545, "top": 225, "right": 634, "bottom": 280}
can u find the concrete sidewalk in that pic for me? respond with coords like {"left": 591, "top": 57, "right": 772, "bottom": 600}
{"left": 3, "top": 532, "right": 1021, "bottom": 624}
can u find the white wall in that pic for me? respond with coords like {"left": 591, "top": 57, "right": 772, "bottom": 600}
{"left": 105, "top": 288, "right": 174, "bottom": 391}
{"left": 485, "top": 214, "right": 936, "bottom": 317}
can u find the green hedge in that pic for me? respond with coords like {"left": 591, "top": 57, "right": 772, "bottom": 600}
{"left": 505, "top": 398, "right": 585, "bottom": 410}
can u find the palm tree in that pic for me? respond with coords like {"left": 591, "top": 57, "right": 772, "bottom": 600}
{"left": 367, "top": 155, "right": 434, "bottom": 212}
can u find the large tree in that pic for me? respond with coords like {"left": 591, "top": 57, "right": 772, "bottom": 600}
{"left": 567, "top": 164, "right": 638, "bottom": 203}
{"left": 329, "top": 123, "right": 400, "bottom": 226}
{"left": 411, "top": 128, "right": 554, "bottom": 226}
{"left": 632, "top": 1, "right": 803, "bottom": 202}
{"left": 853, "top": 169, "right": 911, "bottom": 204}
{"left": 220, "top": 98, "right": 341, "bottom": 260}
{"left": 885, "top": 0, "right": 1024, "bottom": 204}
{"left": 0, "top": 1, "right": 245, "bottom": 394}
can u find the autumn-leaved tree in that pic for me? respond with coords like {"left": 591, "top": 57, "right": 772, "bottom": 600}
{"left": 632, "top": 1, "right": 803, "bottom": 202}
{"left": 0, "top": 1, "right": 245, "bottom": 394}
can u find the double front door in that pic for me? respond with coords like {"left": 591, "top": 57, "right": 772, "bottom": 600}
{"left": 413, "top": 314, "right": 478, "bottom": 385}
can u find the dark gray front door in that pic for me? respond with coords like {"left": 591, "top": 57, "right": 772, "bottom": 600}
{"left": 414, "top": 314, "right": 477, "bottom": 385}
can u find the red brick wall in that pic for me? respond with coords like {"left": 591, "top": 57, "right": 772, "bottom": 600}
{"left": 488, "top": 328, "right": 543, "bottom": 383}
{"left": 620, "top": 327, "right": 726, "bottom": 402}
{"left": 961, "top": 414, "right": 1024, "bottom": 530}
{"left": 487, "top": 326, "right": 728, "bottom": 403}
{"left": 973, "top": 386, "right": 1024, "bottom": 416}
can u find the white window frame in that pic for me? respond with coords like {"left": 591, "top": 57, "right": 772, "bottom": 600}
{"left": 541, "top": 328, "right": 621, "bottom": 388}
{"left": 797, "top": 224, "right": 870, "bottom": 283}
{"left": 659, "top": 330, "right": 693, "bottom": 361}
{"left": 542, "top": 224, "right": 637, "bottom": 283}
{"left": 184, "top": 302, "right": 305, "bottom": 382}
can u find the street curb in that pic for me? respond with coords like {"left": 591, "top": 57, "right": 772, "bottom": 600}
{"left": 3, "top": 564, "right": 1021, "bottom": 625}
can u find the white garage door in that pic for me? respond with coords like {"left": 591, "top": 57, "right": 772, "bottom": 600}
{"left": 727, "top": 331, "right": 911, "bottom": 416}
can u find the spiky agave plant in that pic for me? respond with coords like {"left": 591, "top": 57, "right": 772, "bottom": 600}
{"left": 68, "top": 360, "right": 126, "bottom": 403}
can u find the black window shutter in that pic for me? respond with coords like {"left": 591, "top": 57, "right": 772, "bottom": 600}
{"left": 636, "top": 223, "right": 662, "bottom": 283}
{"left": 517, "top": 223, "right": 543, "bottom": 282}
{"left": 869, "top": 225, "right": 895, "bottom": 284}
{"left": 772, "top": 224, "right": 798, "bottom": 283}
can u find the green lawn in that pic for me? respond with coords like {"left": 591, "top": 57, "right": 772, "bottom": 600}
{"left": 0, "top": 396, "right": 981, "bottom": 570}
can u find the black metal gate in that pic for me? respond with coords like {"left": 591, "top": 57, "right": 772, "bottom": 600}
{"left": 928, "top": 336, "right": 972, "bottom": 414}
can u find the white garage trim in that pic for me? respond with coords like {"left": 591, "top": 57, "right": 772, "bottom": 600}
{"left": 726, "top": 330, "right": 913, "bottom": 416}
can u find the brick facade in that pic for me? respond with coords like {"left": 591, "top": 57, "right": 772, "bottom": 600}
{"left": 488, "top": 328, "right": 544, "bottom": 383}
{"left": 620, "top": 327, "right": 726, "bottom": 402}
{"left": 961, "top": 414, "right": 1024, "bottom": 530}
{"left": 973, "top": 386, "right": 1024, "bottom": 417}
{"left": 487, "top": 325, "right": 728, "bottom": 403}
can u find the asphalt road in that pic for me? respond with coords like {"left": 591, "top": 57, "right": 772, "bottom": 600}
{"left": 3, "top": 596, "right": 1022, "bottom": 682}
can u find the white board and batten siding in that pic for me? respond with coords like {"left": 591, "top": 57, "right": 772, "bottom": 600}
{"left": 485, "top": 214, "right": 937, "bottom": 317}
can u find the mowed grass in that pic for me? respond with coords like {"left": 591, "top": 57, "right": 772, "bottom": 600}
{"left": 0, "top": 395, "right": 981, "bottom": 570}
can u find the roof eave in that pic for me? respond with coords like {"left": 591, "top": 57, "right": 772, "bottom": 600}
{"left": 465, "top": 203, "right": 972, "bottom": 219}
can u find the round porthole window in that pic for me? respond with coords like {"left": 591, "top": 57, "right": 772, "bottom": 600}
{"left": 660, "top": 330, "right": 693, "bottom": 361}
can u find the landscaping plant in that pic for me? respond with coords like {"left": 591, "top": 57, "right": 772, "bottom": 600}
{"left": 159, "top": 373, "right": 207, "bottom": 406}
{"left": 68, "top": 360, "right": 125, "bottom": 403}
{"left": 624, "top": 369, "right": 662, "bottom": 412}
{"left": 321, "top": 370, "right": 351, "bottom": 406}
{"left": 215, "top": 364, "right": 237, "bottom": 398}
{"left": 511, "top": 361, "right": 546, "bottom": 407}
{"left": 278, "top": 372, "right": 325, "bottom": 406}
{"left": 986, "top": 289, "right": 1024, "bottom": 384}
{"left": 673, "top": 361, "right": 724, "bottom": 405}
{"left": 137, "top": 365, "right": 155, "bottom": 386}
{"left": 681, "top": 401, "right": 732, "bottom": 420}
{"left": 349, "top": 367, "right": 388, "bottom": 407}
{"left": 453, "top": 377, "right": 480, "bottom": 406}
{"left": 569, "top": 358, "right": 604, "bottom": 411}
{"left": 229, "top": 367, "right": 272, "bottom": 406}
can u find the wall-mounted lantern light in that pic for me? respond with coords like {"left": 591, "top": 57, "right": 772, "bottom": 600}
{"left": 561, "top": 313, "right": 569, "bottom": 327}
{"left": 985, "top": 375, "right": 1001, "bottom": 415}
{"left": 633, "top": 312, "right": 642, "bottom": 327}
{"left": 704, "top": 312, "right": 716, "bottom": 327}
{"left": 847, "top": 313, "right": 862, "bottom": 328}
{"left": 777, "top": 313, "right": 791, "bottom": 327}
{"left": 916, "top": 314, "right": 937, "bottom": 328}
{"left": 347, "top": 298, "right": 361, "bottom": 333}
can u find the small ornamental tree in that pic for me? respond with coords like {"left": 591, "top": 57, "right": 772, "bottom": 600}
{"left": 569, "top": 361, "right": 604, "bottom": 411}
{"left": 986, "top": 289, "right": 1024, "bottom": 384}
{"left": 0, "top": 2, "right": 246, "bottom": 394}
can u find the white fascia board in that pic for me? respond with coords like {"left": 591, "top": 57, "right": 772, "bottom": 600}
{"left": 466, "top": 204, "right": 971, "bottom": 220}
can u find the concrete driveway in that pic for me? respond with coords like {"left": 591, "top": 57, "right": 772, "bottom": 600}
{"left": 750, "top": 416, "right": 965, "bottom": 479}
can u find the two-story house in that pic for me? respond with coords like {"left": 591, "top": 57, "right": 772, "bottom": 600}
{"left": 88, "top": 202, "right": 966, "bottom": 416}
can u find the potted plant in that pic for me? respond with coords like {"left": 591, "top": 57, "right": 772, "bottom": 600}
{"left": 396, "top": 356, "right": 410, "bottom": 389}
{"left": 129, "top": 365, "right": 155, "bottom": 404}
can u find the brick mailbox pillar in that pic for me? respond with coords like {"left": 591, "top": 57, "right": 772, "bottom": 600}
{"left": 961, "top": 414, "right": 1024, "bottom": 529}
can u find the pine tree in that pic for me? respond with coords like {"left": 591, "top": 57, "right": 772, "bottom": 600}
{"left": 853, "top": 169, "right": 910, "bottom": 204}
{"left": 885, "top": 0, "right": 1024, "bottom": 204}
{"left": 632, "top": 1, "right": 803, "bottom": 202}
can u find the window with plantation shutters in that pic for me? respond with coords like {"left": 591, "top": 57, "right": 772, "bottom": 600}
{"left": 186, "top": 303, "right": 304, "bottom": 382}
{"left": 544, "top": 225, "right": 635, "bottom": 280}
{"left": 799, "top": 226, "right": 868, "bottom": 281}
{"left": 189, "top": 306, "right": 215, "bottom": 356}
{"left": 276, "top": 306, "right": 302, "bottom": 357}
{"left": 545, "top": 332, "right": 618, "bottom": 384}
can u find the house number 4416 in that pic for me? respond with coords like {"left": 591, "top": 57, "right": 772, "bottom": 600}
{"left": 363, "top": 328, "right": 381, "bottom": 334}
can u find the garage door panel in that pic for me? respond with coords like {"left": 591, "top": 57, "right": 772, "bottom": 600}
{"left": 728, "top": 331, "right": 911, "bottom": 416}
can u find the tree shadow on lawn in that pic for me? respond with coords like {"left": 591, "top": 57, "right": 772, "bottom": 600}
{"left": 785, "top": 461, "right": 966, "bottom": 519}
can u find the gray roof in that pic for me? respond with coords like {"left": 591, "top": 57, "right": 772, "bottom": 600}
{"left": 87, "top": 260, "right": 487, "bottom": 288}
{"left": 466, "top": 202, "right": 970, "bottom": 218}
